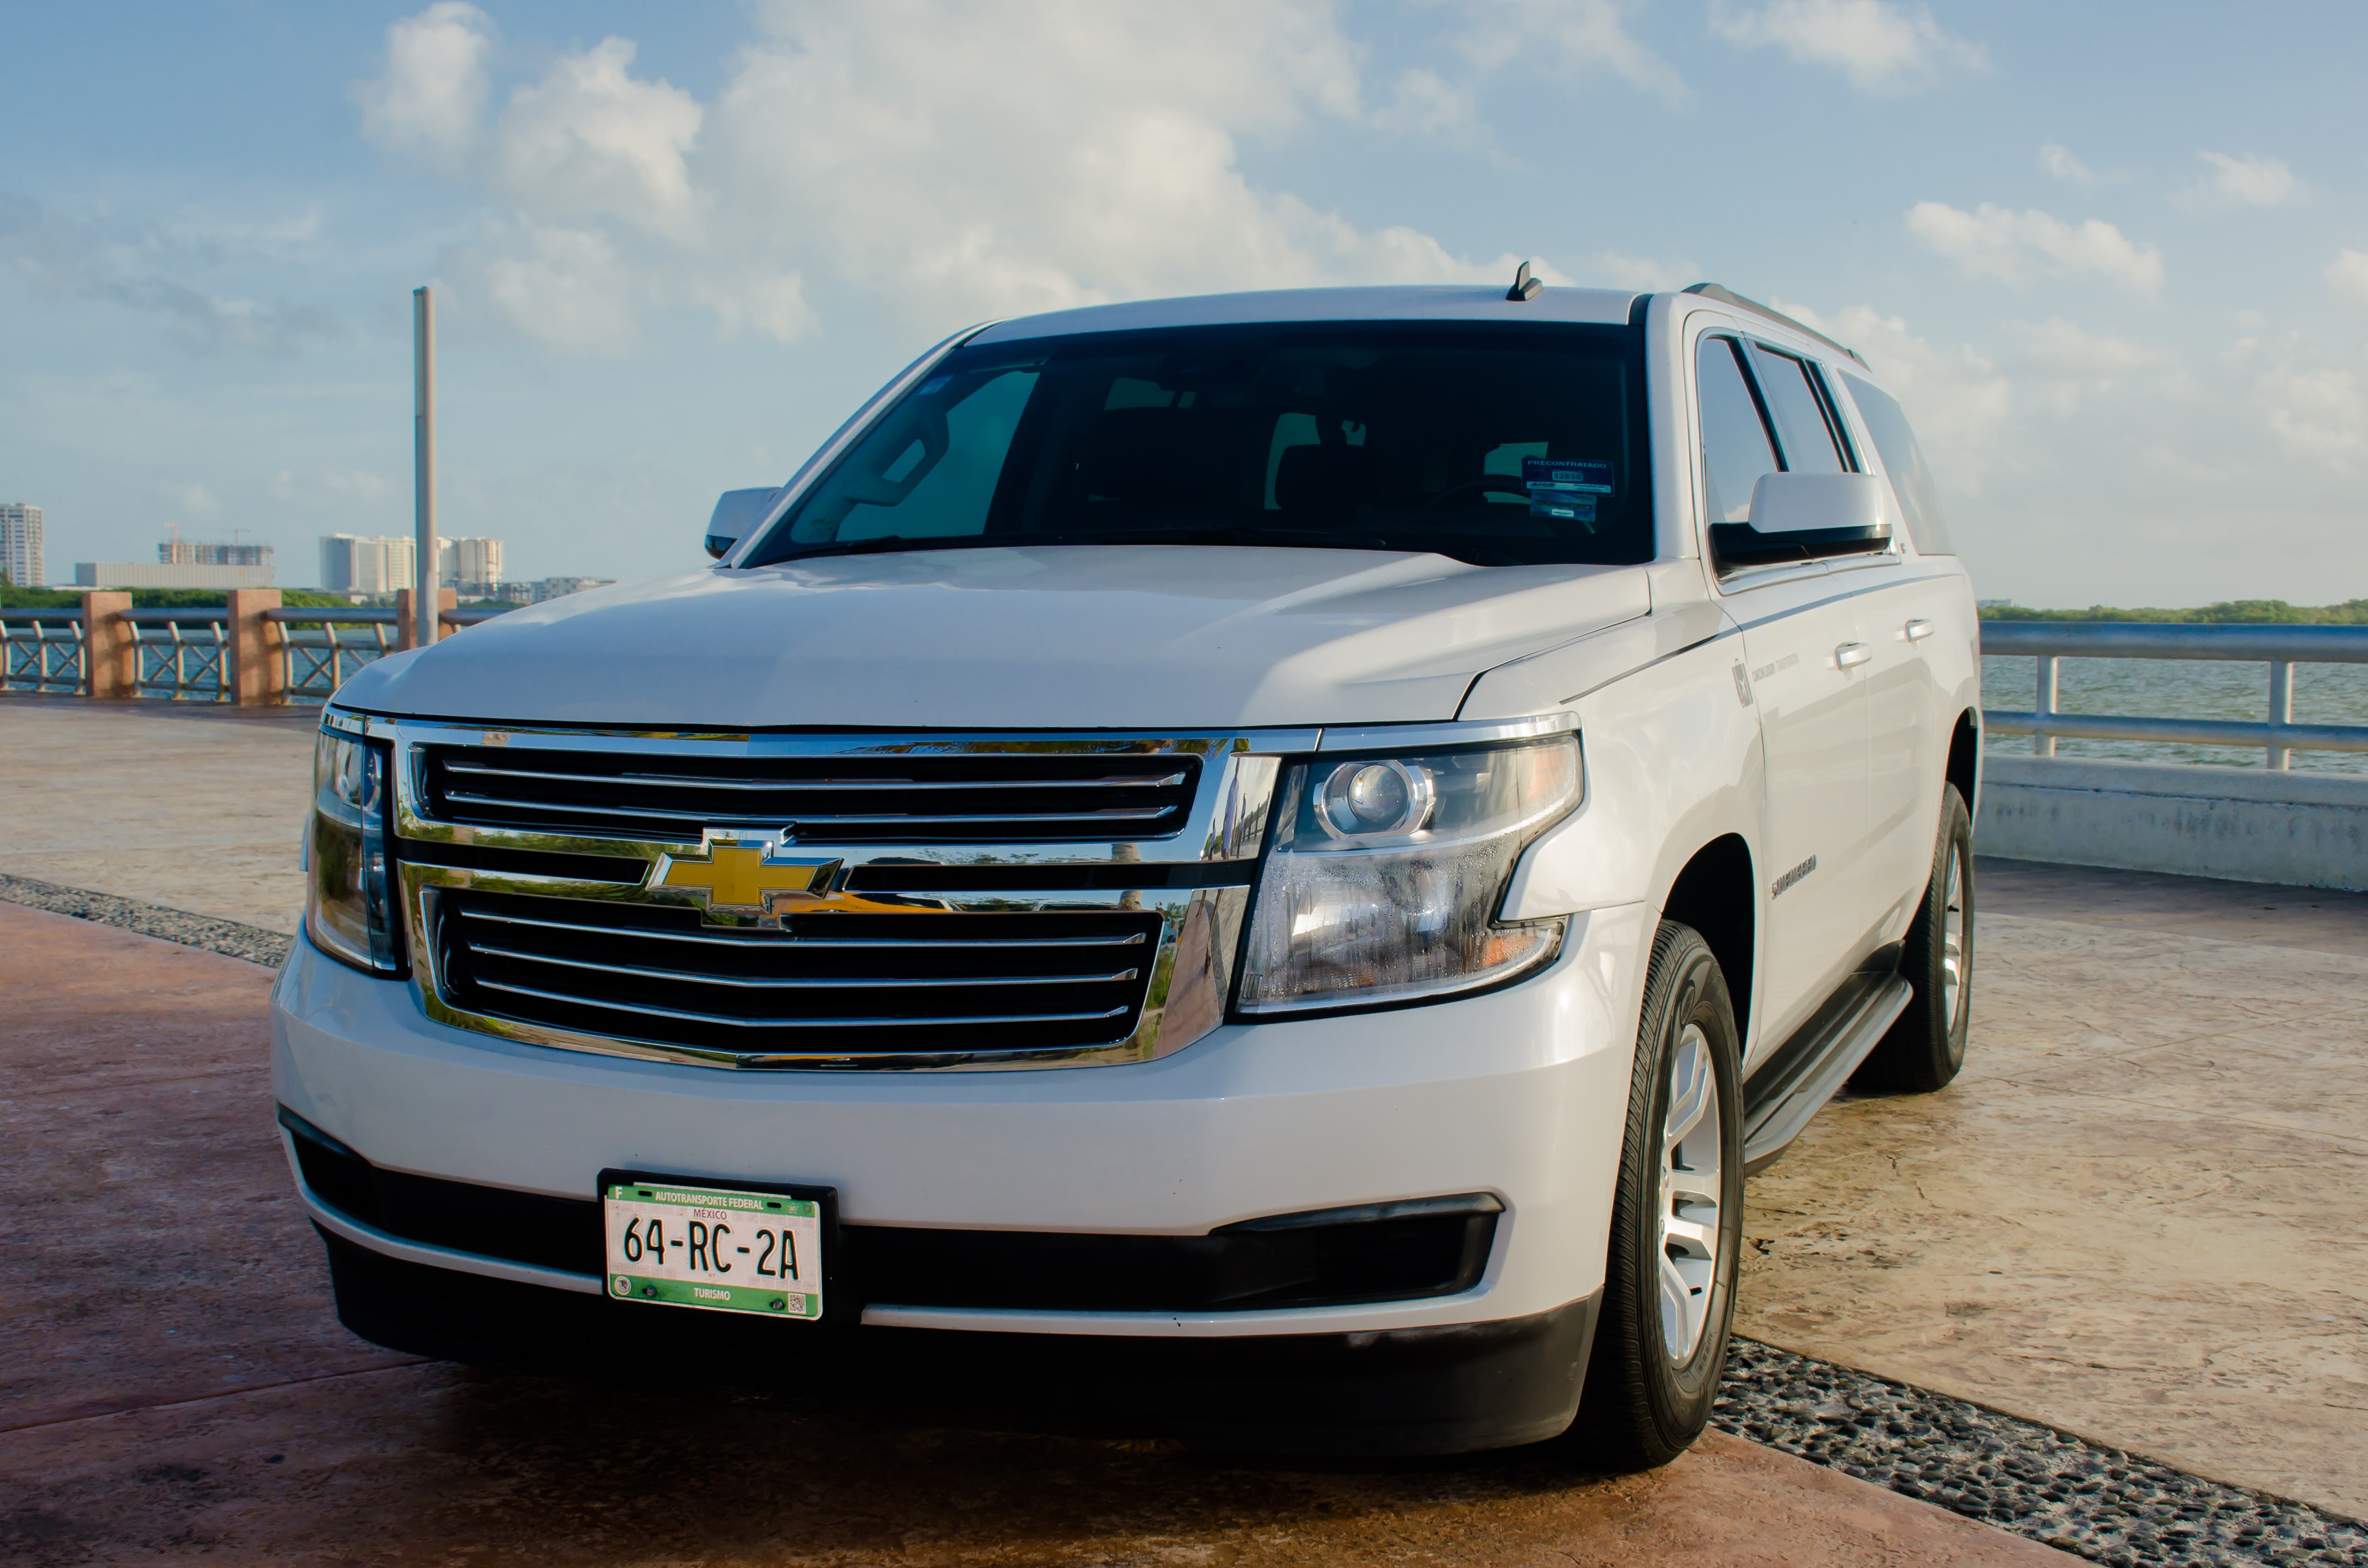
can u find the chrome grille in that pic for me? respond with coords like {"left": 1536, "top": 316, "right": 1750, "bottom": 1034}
{"left": 422, "top": 745, "right": 1202, "bottom": 845}
{"left": 436, "top": 890, "right": 1167, "bottom": 1061}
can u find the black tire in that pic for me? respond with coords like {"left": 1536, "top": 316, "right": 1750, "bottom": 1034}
{"left": 1853, "top": 783, "right": 1975, "bottom": 1093}
{"left": 1571, "top": 920, "right": 1744, "bottom": 1471}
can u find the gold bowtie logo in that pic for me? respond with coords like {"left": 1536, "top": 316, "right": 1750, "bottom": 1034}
{"left": 651, "top": 835, "right": 840, "bottom": 916}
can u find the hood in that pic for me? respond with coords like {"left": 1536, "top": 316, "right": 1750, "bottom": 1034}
{"left": 336, "top": 546, "right": 1649, "bottom": 730}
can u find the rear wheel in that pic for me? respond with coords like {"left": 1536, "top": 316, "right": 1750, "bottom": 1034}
{"left": 1853, "top": 783, "right": 1974, "bottom": 1093}
{"left": 1572, "top": 921, "right": 1744, "bottom": 1471}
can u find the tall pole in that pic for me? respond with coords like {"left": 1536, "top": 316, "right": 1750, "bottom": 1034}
{"left": 412, "top": 286, "right": 438, "bottom": 649}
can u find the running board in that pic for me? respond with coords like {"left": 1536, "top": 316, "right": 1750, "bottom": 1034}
{"left": 1739, "top": 971, "right": 1913, "bottom": 1176}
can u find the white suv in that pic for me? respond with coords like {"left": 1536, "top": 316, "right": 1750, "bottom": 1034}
{"left": 279, "top": 278, "right": 1980, "bottom": 1466}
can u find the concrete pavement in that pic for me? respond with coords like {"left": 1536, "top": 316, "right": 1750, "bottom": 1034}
{"left": 1, "top": 901, "right": 2061, "bottom": 1566}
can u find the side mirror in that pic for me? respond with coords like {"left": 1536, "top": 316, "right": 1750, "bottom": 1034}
{"left": 1709, "top": 471, "right": 1893, "bottom": 571}
{"left": 705, "top": 488, "right": 781, "bottom": 560}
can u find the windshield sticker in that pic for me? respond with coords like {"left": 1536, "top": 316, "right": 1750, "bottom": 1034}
{"left": 1522, "top": 457, "right": 1613, "bottom": 496}
{"left": 1529, "top": 494, "right": 1597, "bottom": 523}
{"left": 1524, "top": 458, "right": 1608, "bottom": 521}
{"left": 916, "top": 375, "right": 953, "bottom": 395}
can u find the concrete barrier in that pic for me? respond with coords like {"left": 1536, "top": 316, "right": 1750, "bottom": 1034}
{"left": 1977, "top": 754, "right": 2368, "bottom": 891}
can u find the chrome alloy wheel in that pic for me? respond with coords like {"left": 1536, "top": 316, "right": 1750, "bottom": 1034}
{"left": 1657, "top": 1023, "right": 1725, "bottom": 1364}
{"left": 1940, "top": 842, "right": 1966, "bottom": 1032}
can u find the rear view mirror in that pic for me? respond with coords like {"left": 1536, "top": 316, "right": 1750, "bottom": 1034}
{"left": 1709, "top": 471, "right": 1892, "bottom": 571}
{"left": 705, "top": 488, "right": 781, "bottom": 560}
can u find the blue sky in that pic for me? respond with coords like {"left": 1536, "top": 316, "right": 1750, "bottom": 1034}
{"left": 3, "top": 1, "right": 2364, "bottom": 604}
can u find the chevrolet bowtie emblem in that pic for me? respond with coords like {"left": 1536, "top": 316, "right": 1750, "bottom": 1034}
{"left": 649, "top": 834, "right": 841, "bottom": 916}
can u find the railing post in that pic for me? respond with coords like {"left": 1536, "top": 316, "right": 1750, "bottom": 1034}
{"left": 82, "top": 590, "right": 133, "bottom": 699}
{"left": 396, "top": 587, "right": 457, "bottom": 651}
{"left": 227, "top": 588, "right": 285, "bottom": 706}
{"left": 2033, "top": 654, "right": 2057, "bottom": 757}
{"left": 2268, "top": 660, "right": 2294, "bottom": 770}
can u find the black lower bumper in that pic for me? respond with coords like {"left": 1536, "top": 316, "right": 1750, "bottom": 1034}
{"left": 322, "top": 1230, "right": 1598, "bottom": 1457}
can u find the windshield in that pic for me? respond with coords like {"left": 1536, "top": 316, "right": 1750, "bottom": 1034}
{"left": 742, "top": 321, "right": 1652, "bottom": 569}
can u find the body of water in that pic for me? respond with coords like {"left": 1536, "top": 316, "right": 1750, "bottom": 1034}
{"left": 1979, "top": 654, "right": 2368, "bottom": 775}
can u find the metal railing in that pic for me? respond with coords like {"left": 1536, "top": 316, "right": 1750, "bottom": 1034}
{"left": 3, "top": 599, "right": 517, "bottom": 706}
{"left": 0, "top": 610, "right": 87, "bottom": 694}
{"left": 123, "top": 608, "right": 231, "bottom": 702}
{"left": 267, "top": 607, "right": 399, "bottom": 703}
{"left": 1981, "top": 622, "right": 2368, "bottom": 769}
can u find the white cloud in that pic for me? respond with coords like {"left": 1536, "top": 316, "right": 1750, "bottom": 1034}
{"left": 2329, "top": 250, "right": 2368, "bottom": 313}
{"left": 2180, "top": 151, "right": 2305, "bottom": 211}
{"left": 1578, "top": 251, "right": 1701, "bottom": 292}
{"left": 0, "top": 195, "right": 339, "bottom": 354}
{"left": 1459, "top": 0, "right": 1688, "bottom": 105}
{"left": 1905, "top": 201, "right": 2164, "bottom": 295}
{"left": 2256, "top": 363, "right": 2366, "bottom": 465}
{"left": 2013, "top": 319, "right": 2168, "bottom": 381}
{"left": 368, "top": 2, "right": 1577, "bottom": 349}
{"left": 2038, "top": 143, "right": 2097, "bottom": 185}
{"left": 472, "top": 221, "right": 643, "bottom": 353}
{"left": 352, "top": 1, "right": 495, "bottom": 166}
{"left": 1709, "top": 0, "right": 1984, "bottom": 94}
{"left": 489, "top": 37, "right": 703, "bottom": 238}
{"left": 270, "top": 469, "right": 393, "bottom": 505}
{"left": 164, "top": 482, "right": 222, "bottom": 515}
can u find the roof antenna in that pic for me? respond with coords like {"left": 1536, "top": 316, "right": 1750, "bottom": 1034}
{"left": 1505, "top": 261, "right": 1543, "bottom": 302}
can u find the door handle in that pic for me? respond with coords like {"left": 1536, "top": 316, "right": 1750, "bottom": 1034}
{"left": 1836, "top": 642, "right": 1873, "bottom": 668}
{"left": 1904, "top": 618, "right": 1934, "bottom": 642}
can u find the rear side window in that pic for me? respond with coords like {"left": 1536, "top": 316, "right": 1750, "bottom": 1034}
{"left": 1696, "top": 337, "right": 1780, "bottom": 525}
{"left": 1747, "top": 343, "right": 1848, "bottom": 474}
{"left": 1840, "top": 372, "right": 1954, "bottom": 556}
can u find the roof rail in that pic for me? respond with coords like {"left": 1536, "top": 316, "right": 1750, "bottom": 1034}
{"left": 1681, "top": 283, "right": 1868, "bottom": 368}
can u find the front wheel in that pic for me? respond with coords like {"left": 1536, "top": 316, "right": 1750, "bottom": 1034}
{"left": 1572, "top": 920, "right": 1744, "bottom": 1471}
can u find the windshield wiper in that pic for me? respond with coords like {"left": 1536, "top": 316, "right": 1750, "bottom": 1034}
{"left": 761, "top": 525, "right": 1519, "bottom": 567}
{"left": 764, "top": 534, "right": 1019, "bottom": 564}
{"left": 1041, "top": 525, "right": 1411, "bottom": 552}
{"left": 1045, "top": 526, "right": 1525, "bottom": 566}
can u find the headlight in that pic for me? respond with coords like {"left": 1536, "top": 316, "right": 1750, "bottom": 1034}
{"left": 1237, "top": 735, "right": 1581, "bottom": 1014}
{"left": 306, "top": 728, "right": 402, "bottom": 975}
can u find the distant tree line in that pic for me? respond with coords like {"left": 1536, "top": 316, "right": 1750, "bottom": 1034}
{"left": 0, "top": 577, "right": 356, "bottom": 611}
{"left": 1980, "top": 599, "right": 2368, "bottom": 624}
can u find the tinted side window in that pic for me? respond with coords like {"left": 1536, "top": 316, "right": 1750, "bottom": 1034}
{"left": 1840, "top": 372, "right": 1954, "bottom": 556}
{"left": 1747, "top": 343, "right": 1845, "bottom": 474}
{"left": 1696, "top": 337, "right": 1780, "bottom": 525}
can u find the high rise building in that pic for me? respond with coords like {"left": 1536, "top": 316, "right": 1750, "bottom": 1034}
{"left": 76, "top": 560, "right": 274, "bottom": 589}
{"left": 161, "top": 540, "right": 272, "bottom": 567}
{"left": 318, "top": 534, "right": 417, "bottom": 596}
{"left": 438, "top": 536, "right": 505, "bottom": 593}
{"left": 1, "top": 503, "right": 44, "bottom": 588}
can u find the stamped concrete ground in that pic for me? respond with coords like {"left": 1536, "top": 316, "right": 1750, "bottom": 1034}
{"left": 1741, "top": 861, "right": 2368, "bottom": 1520}
{"left": 0, "top": 901, "right": 2059, "bottom": 1567}
{"left": 0, "top": 697, "right": 317, "bottom": 933}
{"left": 4, "top": 698, "right": 2365, "bottom": 1557}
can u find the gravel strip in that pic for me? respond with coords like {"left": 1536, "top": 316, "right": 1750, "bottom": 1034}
{"left": 3, "top": 871, "right": 2358, "bottom": 1564}
{"left": 0, "top": 872, "right": 292, "bottom": 967}
{"left": 1717, "top": 1337, "right": 2367, "bottom": 1566}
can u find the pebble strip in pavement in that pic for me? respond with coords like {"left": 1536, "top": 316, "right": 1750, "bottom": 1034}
{"left": 4, "top": 874, "right": 2361, "bottom": 1565}
{"left": 0, "top": 871, "right": 294, "bottom": 967}
{"left": 1716, "top": 1337, "right": 2368, "bottom": 1566}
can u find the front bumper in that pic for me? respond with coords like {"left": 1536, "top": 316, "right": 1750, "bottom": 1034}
{"left": 322, "top": 1231, "right": 1601, "bottom": 1455}
{"left": 272, "top": 901, "right": 1652, "bottom": 1344}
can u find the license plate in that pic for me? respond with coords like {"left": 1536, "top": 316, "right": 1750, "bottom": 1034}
{"left": 601, "top": 1176, "right": 827, "bottom": 1320}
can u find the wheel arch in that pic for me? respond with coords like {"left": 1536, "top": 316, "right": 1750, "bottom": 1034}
{"left": 1657, "top": 834, "right": 1755, "bottom": 1044}
{"left": 1947, "top": 708, "right": 1981, "bottom": 821}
